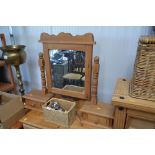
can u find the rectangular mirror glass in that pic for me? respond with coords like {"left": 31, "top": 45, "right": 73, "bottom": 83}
{"left": 49, "top": 49, "right": 85, "bottom": 93}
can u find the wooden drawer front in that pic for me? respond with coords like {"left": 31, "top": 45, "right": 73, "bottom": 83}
{"left": 127, "top": 109, "right": 155, "bottom": 122}
{"left": 126, "top": 109, "right": 155, "bottom": 129}
{"left": 81, "top": 113, "right": 113, "bottom": 129}
{"left": 24, "top": 99, "right": 43, "bottom": 111}
{"left": 126, "top": 117, "right": 155, "bottom": 129}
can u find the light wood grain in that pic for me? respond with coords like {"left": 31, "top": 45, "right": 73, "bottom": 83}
{"left": 20, "top": 110, "right": 59, "bottom": 129}
{"left": 79, "top": 103, "right": 114, "bottom": 119}
{"left": 91, "top": 56, "right": 99, "bottom": 104}
{"left": 39, "top": 52, "right": 47, "bottom": 95}
{"left": 126, "top": 117, "right": 155, "bottom": 129}
{"left": 78, "top": 103, "right": 114, "bottom": 128}
{"left": 127, "top": 109, "right": 155, "bottom": 122}
{"left": 112, "top": 78, "right": 155, "bottom": 129}
{"left": 22, "top": 89, "right": 52, "bottom": 103}
{"left": 40, "top": 32, "right": 95, "bottom": 100}
{"left": 112, "top": 79, "right": 155, "bottom": 114}
{"left": 22, "top": 89, "right": 53, "bottom": 111}
{"left": 20, "top": 110, "right": 95, "bottom": 129}
{"left": 113, "top": 106, "right": 127, "bottom": 129}
{"left": 39, "top": 32, "right": 95, "bottom": 45}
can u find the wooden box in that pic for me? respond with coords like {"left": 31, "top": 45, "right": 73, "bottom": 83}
{"left": 78, "top": 103, "right": 114, "bottom": 129}
{"left": 42, "top": 98, "right": 76, "bottom": 127}
{"left": 22, "top": 89, "right": 53, "bottom": 112}
{"left": 0, "top": 91, "right": 25, "bottom": 129}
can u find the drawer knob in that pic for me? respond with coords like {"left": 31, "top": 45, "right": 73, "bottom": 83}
{"left": 119, "top": 107, "right": 124, "bottom": 111}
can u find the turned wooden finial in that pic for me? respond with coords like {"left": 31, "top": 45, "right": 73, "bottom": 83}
{"left": 91, "top": 56, "right": 99, "bottom": 104}
{"left": 39, "top": 52, "right": 47, "bottom": 95}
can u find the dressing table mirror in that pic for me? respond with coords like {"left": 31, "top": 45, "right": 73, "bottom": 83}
{"left": 39, "top": 32, "right": 95, "bottom": 100}
{"left": 21, "top": 33, "right": 114, "bottom": 129}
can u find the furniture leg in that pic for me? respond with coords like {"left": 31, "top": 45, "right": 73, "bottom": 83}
{"left": 113, "top": 106, "right": 127, "bottom": 129}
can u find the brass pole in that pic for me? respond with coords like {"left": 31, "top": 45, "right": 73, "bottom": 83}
{"left": 14, "top": 65, "right": 25, "bottom": 95}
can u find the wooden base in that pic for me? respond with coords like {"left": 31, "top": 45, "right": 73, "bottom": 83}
{"left": 20, "top": 110, "right": 96, "bottom": 129}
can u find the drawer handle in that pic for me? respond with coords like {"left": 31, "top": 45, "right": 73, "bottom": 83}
{"left": 119, "top": 107, "right": 124, "bottom": 111}
{"left": 120, "top": 96, "right": 125, "bottom": 99}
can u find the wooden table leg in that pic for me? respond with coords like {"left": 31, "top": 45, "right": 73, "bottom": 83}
{"left": 113, "top": 106, "right": 127, "bottom": 129}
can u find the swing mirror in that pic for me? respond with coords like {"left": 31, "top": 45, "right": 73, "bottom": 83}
{"left": 40, "top": 32, "right": 95, "bottom": 99}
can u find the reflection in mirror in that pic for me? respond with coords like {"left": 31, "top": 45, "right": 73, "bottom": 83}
{"left": 49, "top": 49, "right": 85, "bottom": 92}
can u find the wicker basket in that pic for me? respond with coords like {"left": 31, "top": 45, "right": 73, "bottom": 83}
{"left": 129, "top": 36, "right": 155, "bottom": 101}
{"left": 42, "top": 98, "right": 76, "bottom": 127}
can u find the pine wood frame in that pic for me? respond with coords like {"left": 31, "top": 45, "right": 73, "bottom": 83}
{"left": 39, "top": 32, "right": 95, "bottom": 100}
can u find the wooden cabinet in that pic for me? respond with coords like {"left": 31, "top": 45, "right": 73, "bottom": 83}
{"left": 112, "top": 79, "right": 155, "bottom": 129}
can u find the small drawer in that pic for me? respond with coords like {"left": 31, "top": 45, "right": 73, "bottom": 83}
{"left": 23, "top": 99, "right": 43, "bottom": 111}
{"left": 81, "top": 113, "right": 113, "bottom": 128}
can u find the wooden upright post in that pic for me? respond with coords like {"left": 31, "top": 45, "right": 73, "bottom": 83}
{"left": 91, "top": 56, "right": 99, "bottom": 104}
{"left": 39, "top": 52, "right": 47, "bottom": 95}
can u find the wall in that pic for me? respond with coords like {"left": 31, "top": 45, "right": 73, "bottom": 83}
{"left": 0, "top": 26, "right": 151, "bottom": 103}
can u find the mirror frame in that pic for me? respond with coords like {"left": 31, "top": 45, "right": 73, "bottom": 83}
{"left": 39, "top": 32, "right": 95, "bottom": 100}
